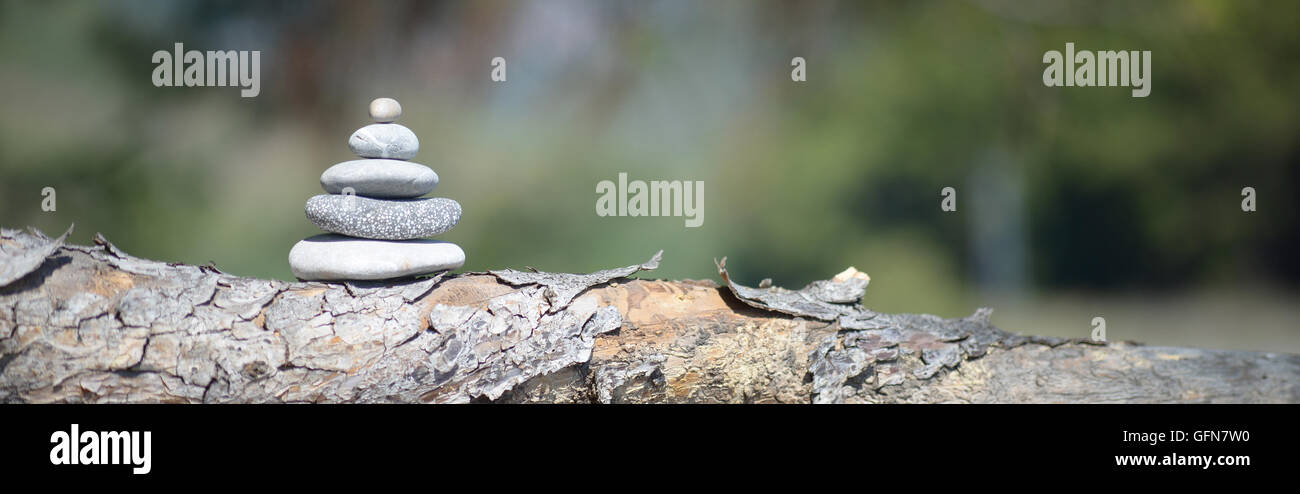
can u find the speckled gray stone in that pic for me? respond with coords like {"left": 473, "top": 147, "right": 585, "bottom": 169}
{"left": 289, "top": 234, "right": 464, "bottom": 280}
{"left": 305, "top": 194, "right": 461, "bottom": 240}
{"left": 349, "top": 123, "right": 419, "bottom": 160}
{"left": 320, "top": 159, "right": 438, "bottom": 198}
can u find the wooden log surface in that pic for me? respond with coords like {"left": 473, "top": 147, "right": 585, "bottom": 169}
{"left": 1, "top": 226, "right": 1297, "bottom": 403}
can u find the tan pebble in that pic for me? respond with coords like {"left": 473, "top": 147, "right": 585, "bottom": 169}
{"left": 368, "top": 97, "right": 402, "bottom": 123}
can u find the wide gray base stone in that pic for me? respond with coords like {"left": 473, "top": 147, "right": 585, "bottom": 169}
{"left": 288, "top": 234, "right": 465, "bottom": 280}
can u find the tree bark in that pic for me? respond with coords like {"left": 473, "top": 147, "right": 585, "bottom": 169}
{"left": 1, "top": 226, "right": 1296, "bottom": 403}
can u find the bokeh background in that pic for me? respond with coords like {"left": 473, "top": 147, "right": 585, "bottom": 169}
{"left": 2, "top": 0, "right": 1297, "bottom": 352}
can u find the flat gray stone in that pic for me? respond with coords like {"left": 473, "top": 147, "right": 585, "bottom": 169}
{"left": 305, "top": 194, "right": 461, "bottom": 240}
{"left": 289, "top": 234, "right": 464, "bottom": 280}
{"left": 349, "top": 123, "right": 419, "bottom": 160}
{"left": 320, "top": 159, "right": 438, "bottom": 198}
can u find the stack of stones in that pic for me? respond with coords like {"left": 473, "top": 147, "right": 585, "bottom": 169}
{"left": 288, "top": 98, "right": 465, "bottom": 281}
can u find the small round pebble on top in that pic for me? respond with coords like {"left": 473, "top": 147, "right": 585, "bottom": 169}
{"left": 369, "top": 97, "right": 402, "bottom": 123}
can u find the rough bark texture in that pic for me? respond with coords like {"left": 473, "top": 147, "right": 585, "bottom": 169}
{"left": 1, "top": 226, "right": 1297, "bottom": 403}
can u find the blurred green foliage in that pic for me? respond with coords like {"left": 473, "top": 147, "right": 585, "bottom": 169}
{"left": 1, "top": 1, "right": 1297, "bottom": 347}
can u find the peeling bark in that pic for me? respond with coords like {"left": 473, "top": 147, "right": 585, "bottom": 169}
{"left": 1, "top": 227, "right": 1296, "bottom": 403}
{"left": 0, "top": 225, "right": 71, "bottom": 286}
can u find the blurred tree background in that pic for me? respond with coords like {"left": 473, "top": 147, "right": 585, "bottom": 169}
{"left": 2, "top": 0, "right": 1297, "bottom": 351}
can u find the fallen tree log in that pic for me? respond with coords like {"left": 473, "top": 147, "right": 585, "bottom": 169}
{"left": 1, "top": 226, "right": 1296, "bottom": 403}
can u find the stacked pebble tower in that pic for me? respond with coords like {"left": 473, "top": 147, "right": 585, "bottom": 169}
{"left": 288, "top": 98, "right": 465, "bottom": 281}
